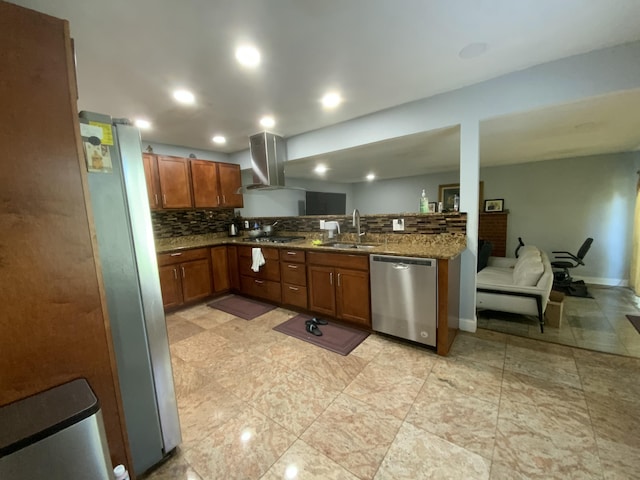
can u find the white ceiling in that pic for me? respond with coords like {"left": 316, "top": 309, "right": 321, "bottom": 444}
{"left": 284, "top": 88, "right": 640, "bottom": 183}
{"left": 10, "top": 0, "right": 640, "bottom": 154}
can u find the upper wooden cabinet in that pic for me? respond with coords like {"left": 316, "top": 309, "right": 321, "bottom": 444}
{"left": 191, "top": 160, "right": 243, "bottom": 208}
{"left": 142, "top": 153, "right": 161, "bottom": 210}
{"left": 217, "top": 162, "right": 244, "bottom": 208}
{"left": 157, "top": 155, "right": 193, "bottom": 208}
{"left": 142, "top": 155, "right": 243, "bottom": 210}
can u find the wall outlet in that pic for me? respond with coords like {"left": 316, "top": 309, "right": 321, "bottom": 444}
{"left": 392, "top": 218, "right": 405, "bottom": 231}
{"left": 244, "top": 220, "right": 249, "bottom": 229}
{"left": 319, "top": 220, "right": 325, "bottom": 229}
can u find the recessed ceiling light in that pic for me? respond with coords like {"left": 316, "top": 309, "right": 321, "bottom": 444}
{"left": 366, "top": 173, "right": 375, "bottom": 181}
{"left": 173, "top": 89, "right": 195, "bottom": 104}
{"left": 314, "top": 164, "right": 327, "bottom": 174}
{"left": 235, "top": 45, "right": 261, "bottom": 67}
{"left": 458, "top": 42, "right": 488, "bottom": 59}
{"left": 134, "top": 119, "right": 151, "bottom": 130}
{"left": 321, "top": 92, "right": 342, "bottom": 109}
{"left": 260, "top": 115, "right": 275, "bottom": 128}
{"left": 212, "top": 135, "right": 226, "bottom": 144}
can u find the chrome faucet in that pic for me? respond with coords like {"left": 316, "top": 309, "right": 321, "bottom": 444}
{"left": 352, "top": 208, "right": 365, "bottom": 243}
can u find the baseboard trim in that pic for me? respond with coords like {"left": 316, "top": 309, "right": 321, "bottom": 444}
{"left": 459, "top": 317, "right": 477, "bottom": 333}
{"left": 577, "top": 276, "right": 629, "bottom": 287}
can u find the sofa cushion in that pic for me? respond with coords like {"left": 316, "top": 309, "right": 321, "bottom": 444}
{"left": 518, "top": 245, "right": 539, "bottom": 258}
{"left": 513, "top": 254, "right": 544, "bottom": 286}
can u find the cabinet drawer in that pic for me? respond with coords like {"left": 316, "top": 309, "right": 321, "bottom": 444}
{"left": 158, "top": 248, "right": 209, "bottom": 266}
{"left": 280, "top": 249, "right": 305, "bottom": 263}
{"left": 280, "top": 262, "right": 306, "bottom": 286}
{"left": 240, "top": 275, "right": 281, "bottom": 303}
{"left": 282, "top": 283, "right": 307, "bottom": 309}
{"left": 306, "top": 251, "right": 369, "bottom": 271}
{"left": 238, "top": 256, "right": 281, "bottom": 281}
{"left": 238, "top": 246, "right": 280, "bottom": 261}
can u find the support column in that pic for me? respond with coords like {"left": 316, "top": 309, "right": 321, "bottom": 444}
{"left": 459, "top": 120, "right": 480, "bottom": 332}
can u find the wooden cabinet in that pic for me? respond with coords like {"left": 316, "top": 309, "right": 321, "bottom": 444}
{"left": 479, "top": 211, "right": 509, "bottom": 257}
{"left": 158, "top": 248, "right": 212, "bottom": 308}
{"left": 0, "top": 2, "right": 130, "bottom": 467}
{"left": 211, "top": 245, "right": 230, "bottom": 293}
{"left": 281, "top": 249, "right": 307, "bottom": 309}
{"left": 237, "top": 246, "right": 281, "bottom": 302}
{"left": 307, "top": 252, "right": 371, "bottom": 326}
{"left": 227, "top": 246, "right": 240, "bottom": 290}
{"left": 157, "top": 155, "right": 193, "bottom": 208}
{"left": 142, "top": 156, "right": 243, "bottom": 210}
{"left": 142, "top": 153, "right": 161, "bottom": 210}
{"left": 218, "top": 162, "right": 244, "bottom": 208}
{"left": 190, "top": 160, "right": 243, "bottom": 208}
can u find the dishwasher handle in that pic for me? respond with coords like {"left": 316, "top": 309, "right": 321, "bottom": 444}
{"left": 392, "top": 263, "right": 409, "bottom": 270}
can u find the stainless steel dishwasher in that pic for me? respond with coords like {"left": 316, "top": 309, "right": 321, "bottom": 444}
{"left": 370, "top": 255, "right": 437, "bottom": 347}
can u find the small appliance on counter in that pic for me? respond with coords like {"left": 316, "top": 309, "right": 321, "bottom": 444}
{"left": 228, "top": 219, "right": 239, "bottom": 237}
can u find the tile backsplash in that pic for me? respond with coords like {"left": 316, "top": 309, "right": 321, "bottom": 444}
{"left": 151, "top": 209, "right": 466, "bottom": 239}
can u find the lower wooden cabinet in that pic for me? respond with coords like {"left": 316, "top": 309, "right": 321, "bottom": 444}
{"left": 158, "top": 248, "right": 212, "bottom": 308}
{"left": 237, "top": 246, "right": 281, "bottom": 303}
{"left": 307, "top": 252, "right": 371, "bottom": 327}
{"left": 281, "top": 249, "right": 307, "bottom": 309}
{"left": 210, "top": 246, "right": 230, "bottom": 293}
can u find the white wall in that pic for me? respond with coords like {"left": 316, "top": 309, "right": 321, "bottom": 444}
{"left": 481, "top": 152, "right": 639, "bottom": 286}
{"left": 349, "top": 152, "right": 639, "bottom": 286}
{"left": 352, "top": 171, "right": 458, "bottom": 214}
{"left": 237, "top": 170, "right": 355, "bottom": 218}
{"left": 143, "top": 141, "right": 232, "bottom": 163}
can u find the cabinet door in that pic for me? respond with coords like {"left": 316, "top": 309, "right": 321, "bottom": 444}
{"left": 336, "top": 268, "right": 371, "bottom": 326}
{"left": 227, "top": 246, "right": 240, "bottom": 290}
{"left": 307, "top": 265, "right": 336, "bottom": 316}
{"left": 142, "top": 153, "right": 161, "bottom": 210}
{"left": 211, "top": 246, "right": 230, "bottom": 293}
{"left": 180, "top": 259, "right": 212, "bottom": 303}
{"left": 218, "top": 163, "right": 244, "bottom": 207}
{"left": 191, "top": 160, "right": 221, "bottom": 208}
{"left": 159, "top": 265, "right": 182, "bottom": 308}
{"left": 157, "top": 156, "right": 193, "bottom": 208}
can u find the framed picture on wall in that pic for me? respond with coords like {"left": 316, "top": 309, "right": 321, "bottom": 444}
{"left": 438, "top": 182, "right": 484, "bottom": 211}
{"left": 483, "top": 198, "right": 504, "bottom": 212}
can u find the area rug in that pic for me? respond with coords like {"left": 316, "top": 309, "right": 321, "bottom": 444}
{"left": 207, "top": 295, "right": 276, "bottom": 320}
{"left": 626, "top": 315, "right": 640, "bottom": 334}
{"left": 273, "top": 314, "right": 369, "bottom": 356}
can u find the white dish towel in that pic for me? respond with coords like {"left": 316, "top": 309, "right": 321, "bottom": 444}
{"left": 251, "top": 247, "right": 266, "bottom": 272}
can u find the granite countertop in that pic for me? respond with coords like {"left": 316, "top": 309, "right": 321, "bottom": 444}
{"left": 156, "top": 232, "right": 466, "bottom": 260}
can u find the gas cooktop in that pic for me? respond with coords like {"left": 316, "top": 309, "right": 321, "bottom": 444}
{"left": 242, "top": 236, "right": 305, "bottom": 244}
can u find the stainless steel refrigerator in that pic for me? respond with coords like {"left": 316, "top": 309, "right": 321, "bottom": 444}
{"left": 79, "top": 111, "right": 181, "bottom": 475}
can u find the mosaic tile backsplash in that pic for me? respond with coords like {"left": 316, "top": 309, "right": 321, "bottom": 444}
{"left": 152, "top": 209, "right": 466, "bottom": 239}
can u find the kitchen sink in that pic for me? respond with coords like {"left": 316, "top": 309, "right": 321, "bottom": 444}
{"left": 320, "top": 242, "right": 379, "bottom": 250}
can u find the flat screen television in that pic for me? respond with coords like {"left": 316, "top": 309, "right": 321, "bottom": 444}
{"left": 305, "top": 191, "right": 346, "bottom": 215}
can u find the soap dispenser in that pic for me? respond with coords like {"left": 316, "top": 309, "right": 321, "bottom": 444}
{"left": 420, "top": 189, "right": 429, "bottom": 213}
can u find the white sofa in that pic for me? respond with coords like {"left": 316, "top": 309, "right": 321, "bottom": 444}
{"left": 476, "top": 246, "right": 554, "bottom": 332}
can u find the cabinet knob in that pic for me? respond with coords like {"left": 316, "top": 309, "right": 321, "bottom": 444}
{"left": 255, "top": 279, "right": 264, "bottom": 284}
{"left": 287, "top": 264, "right": 298, "bottom": 269}
{"left": 289, "top": 286, "right": 299, "bottom": 291}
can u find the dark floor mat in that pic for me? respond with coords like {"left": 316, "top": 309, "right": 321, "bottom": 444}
{"left": 207, "top": 295, "right": 276, "bottom": 320}
{"left": 626, "top": 315, "right": 640, "bottom": 334}
{"left": 273, "top": 314, "right": 369, "bottom": 356}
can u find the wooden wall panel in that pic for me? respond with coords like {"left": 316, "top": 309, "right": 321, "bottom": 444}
{"left": 0, "top": 1, "right": 130, "bottom": 469}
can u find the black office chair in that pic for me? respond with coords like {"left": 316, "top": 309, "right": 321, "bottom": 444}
{"left": 551, "top": 238, "right": 593, "bottom": 296}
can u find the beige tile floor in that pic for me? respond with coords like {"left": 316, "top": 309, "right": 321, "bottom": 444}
{"left": 478, "top": 285, "right": 640, "bottom": 358}
{"left": 142, "top": 301, "right": 640, "bottom": 480}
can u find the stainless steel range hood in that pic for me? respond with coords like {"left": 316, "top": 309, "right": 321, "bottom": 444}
{"left": 238, "top": 131, "right": 303, "bottom": 193}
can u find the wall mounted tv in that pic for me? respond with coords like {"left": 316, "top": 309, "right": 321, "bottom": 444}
{"left": 305, "top": 191, "right": 346, "bottom": 215}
